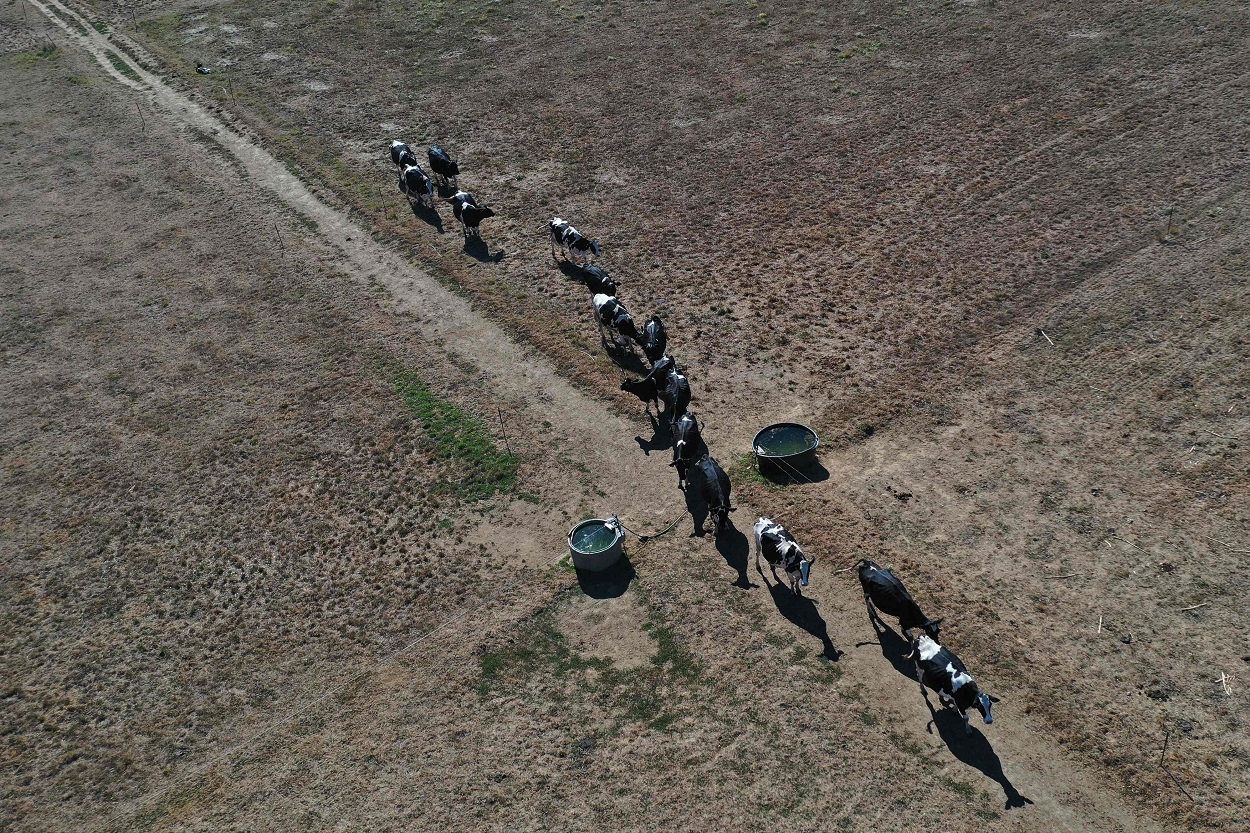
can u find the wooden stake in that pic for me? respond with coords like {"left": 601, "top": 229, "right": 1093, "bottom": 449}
{"left": 1044, "top": 573, "right": 1077, "bottom": 579}
{"left": 1039, "top": 329, "right": 1055, "bottom": 348}
{"left": 496, "top": 408, "right": 512, "bottom": 456}
{"left": 1097, "top": 615, "right": 1102, "bottom": 634}
{"left": 1179, "top": 602, "right": 1208, "bottom": 612}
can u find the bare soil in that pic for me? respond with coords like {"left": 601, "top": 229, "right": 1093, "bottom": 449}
{"left": 3, "top": 1, "right": 1248, "bottom": 832}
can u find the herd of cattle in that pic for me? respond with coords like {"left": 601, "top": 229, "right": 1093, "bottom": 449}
{"left": 387, "top": 139, "right": 995, "bottom": 735}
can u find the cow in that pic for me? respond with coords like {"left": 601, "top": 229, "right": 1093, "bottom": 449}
{"left": 580, "top": 263, "right": 618, "bottom": 296}
{"left": 593, "top": 293, "right": 640, "bottom": 351}
{"left": 669, "top": 412, "right": 701, "bottom": 488}
{"left": 753, "top": 517, "right": 814, "bottom": 594}
{"left": 549, "top": 217, "right": 601, "bottom": 265}
{"left": 907, "top": 634, "right": 994, "bottom": 735}
{"left": 636, "top": 315, "right": 667, "bottom": 366}
{"left": 427, "top": 145, "right": 460, "bottom": 187}
{"left": 661, "top": 369, "right": 691, "bottom": 420}
{"left": 620, "top": 354, "right": 675, "bottom": 415}
{"left": 389, "top": 140, "right": 417, "bottom": 168}
{"left": 857, "top": 559, "right": 942, "bottom": 639}
{"left": 450, "top": 191, "right": 494, "bottom": 238}
{"left": 399, "top": 163, "right": 435, "bottom": 208}
{"left": 695, "top": 454, "right": 733, "bottom": 534}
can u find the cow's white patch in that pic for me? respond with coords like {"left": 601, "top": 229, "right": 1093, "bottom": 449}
{"left": 914, "top": 634, "right": 942, "bottom": 662}
{"left": 948, "top": 666, "right": 972, "bottom": 692}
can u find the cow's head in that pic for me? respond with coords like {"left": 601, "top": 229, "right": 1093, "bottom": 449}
{"left": 920, "top": 618, "right": 944, "bottom": 640}
{"left": 784, "top": 543, "right": 813, "bottom": 588}
{"left": 710, "top": 501, "right": 732, "bottom": 535}
{"left": 478, "top": 206, "right": 495, "bottom": 220}
{"left": 976, "top": 691, "right": 993, "bottom": 724}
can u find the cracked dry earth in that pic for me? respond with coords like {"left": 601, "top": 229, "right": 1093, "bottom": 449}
{"left": 3, "top": 1, "right": 1248, "bottom": 832}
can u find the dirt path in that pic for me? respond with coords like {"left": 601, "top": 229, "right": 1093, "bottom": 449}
{"left": 21, "top": 5, "right": 1172, "bottom": 832}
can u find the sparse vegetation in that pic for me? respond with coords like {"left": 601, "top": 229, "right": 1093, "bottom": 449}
{"left": 393, "top": 368, "right": 518, "bottom": 500}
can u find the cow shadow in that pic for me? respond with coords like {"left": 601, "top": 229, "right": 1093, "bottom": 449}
{"left": 435, "top": 182, "right": 458, "bottom": 199}
{"left": 463, "top": 237, "right": 505, "bottom": 262}
{"left": 760, "top": 457, "right": 831, "bottom": 486}
{"left": 575, "top": 555, "right": 637, "bottom": 600}
{"left": 609, "top": 346, "right": 650, "bottom": 376}
{"left": 712, "top": 518, "right": 753, "bottom": 588}
{"left": 924, "top": 699, "right": 1033, "bottom": 810}
{"left": 635, "top": 412, "right": 674, "bottom": 456}
{"left": 761, "top": 569, "right": 841, "bottom": 660}
{"left": 557, "top": 259, "right": 589, "bottom": 283}
{"left": 408, "top": 199, "right": 444, "bottom": 233}
{"left": 857, "top": 615, "right": 920, "bottom": 684}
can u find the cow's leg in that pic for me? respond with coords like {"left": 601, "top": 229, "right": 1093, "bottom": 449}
{"left": 864, "top": 595, "right": 879, "bottom": 628}
{"left": 914, "top": 662, "right": 928, "bottom": 695}
{"left": 962, "top": 711, "right": 972, "bottom": 736}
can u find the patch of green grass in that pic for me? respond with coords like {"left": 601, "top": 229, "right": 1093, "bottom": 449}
{"left": 477, "top": 612, "right": 605, "bottom": 697}
{"left": 728, "top": 451, "right": 771, "bottom": 487}
{"left": 392, "top": 369, "right": 518, "bottom": 501}
{"left": 104, "top": 50, "right": 141, "bottom": 81}
{"left": 92, "top": 21, "right": 110, "bottom": 34}
{"left": 11, "top": 47, "right": 59, "bottom": 68}
{"left": 940, "top": 776, "right": 978, "bottom": 801}
{"left": 975, "top": 808, "right": 1000, "bottom": 821}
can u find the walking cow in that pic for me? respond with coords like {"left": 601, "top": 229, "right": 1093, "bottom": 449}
{"left": 857, "top": 559, "right": 942, "bottom": 639}
{"left": 450, "top": 191, "right": 495, "bottom": 238}
{"left": 427, "top": 145, "right": 460, "bottom": 188}
{"left": 695, "top": 454, "right": 733, "bottom": 534}
{"left": 549, "top": 217, "right": 601, "bottom": 265}
{"left": 907, "top": 634, "right": 994, "bottom": 735}
{"left": 669, "top": 412, "right": 702, "bottom": 489}
{"left": 753, "top": 517, "right": 814, "bottom": 593}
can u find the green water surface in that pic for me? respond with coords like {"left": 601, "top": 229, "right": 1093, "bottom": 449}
{"left": 571, "top": 522, "right": 618, "bottom": 554}
{"left": 755, "top": 425, "right": 817, "bottom": 456}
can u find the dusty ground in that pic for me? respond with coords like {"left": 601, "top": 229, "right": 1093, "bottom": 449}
{"left": 3, "top": 0, "right": 1248, "bottom": 831}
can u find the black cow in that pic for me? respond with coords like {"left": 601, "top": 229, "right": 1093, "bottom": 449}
{"left": 753, "top": 517, "right": 814, "bottom": 594}
{"left": 857, "top": 559, "right": 942, "bottom": 639}
{"left": 549, "top": 217, "right": 601, "bottom": 265}
{"left": 450, "top": 191, "right": 494, "bottom": 238}
{"left": 636, "top": 315, "right": 667, "bottom": 366}
{"left": 620, "top": 354, "right": 675, "bottom": 415}
{"left": 908, "top": 634, "right": 994, "bottom": 735}
{"left": 580, "top": 264, "right": 618, "bottom": 296}
{"left": 399, "top": 163, "right": 435, "bottom": 208}
{"left": 594, "top": 293, "right": 640, "bottom": 351}
{"left": 661, "top": 369, "right": 691, "bottom": 420}
{"left": 669, "top": 412, "right": 701, "bottom": 488}
{"left": 427, "top": 145, "right": 460, "bottom": 187}
{"left": 695, "top": 454, "right": 733, "bottom": 534}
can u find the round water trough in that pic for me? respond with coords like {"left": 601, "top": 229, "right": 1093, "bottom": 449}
{"left": 753, "top": 422, "right": 820, "bottom": 477}
{"left": 568, "top": 517, "right": 625, "bottom": 572}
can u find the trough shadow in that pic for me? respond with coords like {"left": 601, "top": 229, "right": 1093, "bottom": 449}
{"left": 712, "top": 518, "right": 753, "bottom": 588}
{"left": 575, "top": 555, "right": 636, "bottom": 600}
{"left": 463, "top": 237, "right": 505, "bottom": 262}
{"left": 761, "top": 570, "right": 841, "bottom": 660}
{"left": 408, "top": 199, "right": 445, "bottom": 233}
{"left": 760, "top": 457, "right": 831, "bottom": 486}
{"left": 925, "top": 698, "right": 1033, "bottom": 810}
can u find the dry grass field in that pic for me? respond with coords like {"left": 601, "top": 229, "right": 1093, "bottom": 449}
{"left": 3, "top": 0, "right": 1248, "bottom": 831}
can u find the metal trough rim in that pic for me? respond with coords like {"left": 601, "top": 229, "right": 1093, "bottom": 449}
{"left": 752, "top": 421, "right": 820, "bottom": 459}
{"left": 568, "top": 518, "right": 624, "bottom": 555}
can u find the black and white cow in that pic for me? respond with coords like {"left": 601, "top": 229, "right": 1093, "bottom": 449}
{"left": 753, "top": 517, "right": 814, "bottom": 594}
{"left": 549, "top": 217, "right": 601, "bottom": 265}
{"left": 594, "top": 293, "right": 640, "bottom": 350}
{"left": 580, "top": 263, "right": 618, "bottom": 297}
{"left": 857, "top": 559, "right": 942, "bottom": 639}
{"left": 695, "top": 454, "right": 733, "bottom": 534}
{"left": 636, "top": 315, "right": 667, "bottom": 366}
{"left": 907, "top": 634, "right": 994, "bottom": 735}
{"left": 399, "top": 163, "right": 435, "bottom": 208}
{"left": 450, "top": 191, "right": 494, "bottom": 238}
{"left": 390, "top": 140, "right": 418, "bottom": 169}
{"left": 669, "top": 412, "right": 701, "bottom": 488}
{"left": 661, "top": 369, "right": 691, "bottom": 420}
{"left": 427, "top": 145, "right": 460, "bottom": 187}
{"left": 619, "top": 354, "right": 675, "bottom": 415}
